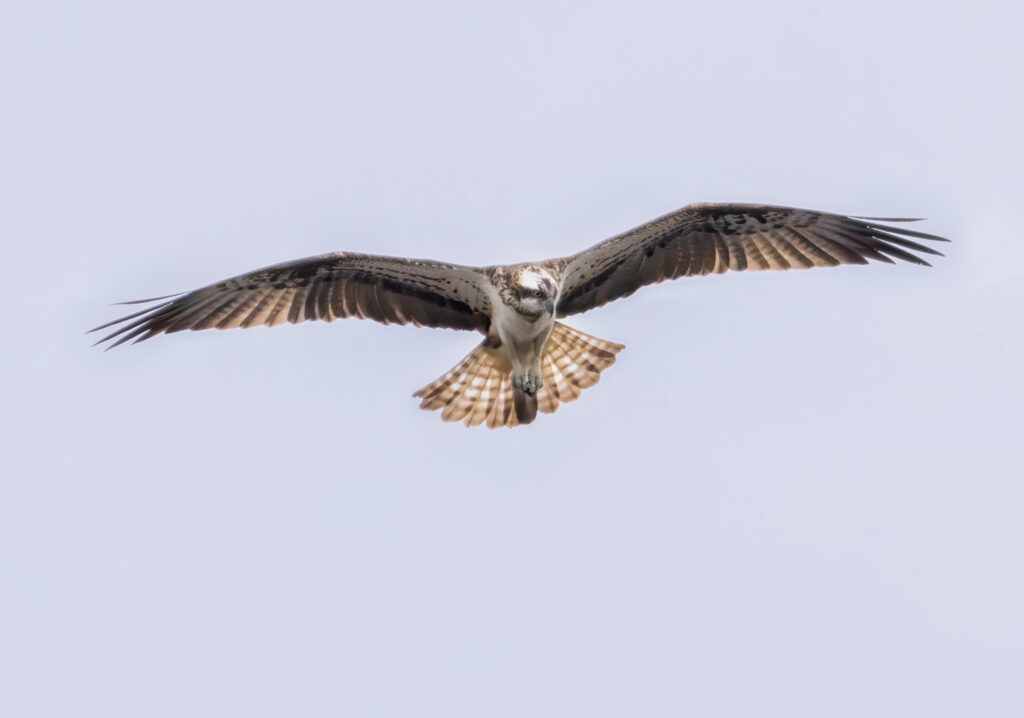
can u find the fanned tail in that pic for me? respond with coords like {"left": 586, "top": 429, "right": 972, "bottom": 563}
{"left": 414, "top": 322, "right": 624, "bottom": 429}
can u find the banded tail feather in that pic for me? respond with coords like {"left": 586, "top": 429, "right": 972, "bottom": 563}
{"left": 414, "top": 322, "right": 624, "bottom": 428}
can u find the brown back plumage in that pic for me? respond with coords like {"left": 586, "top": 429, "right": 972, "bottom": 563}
{"left": 414, "top": 323, "right": 624, "bottom": 428}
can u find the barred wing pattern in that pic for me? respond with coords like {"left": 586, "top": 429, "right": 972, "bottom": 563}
{"left": 91, "top": 252, "right": 492, "bottom": 349}
{"left": 556, "top": 203, "right": 949, "bottom": 316}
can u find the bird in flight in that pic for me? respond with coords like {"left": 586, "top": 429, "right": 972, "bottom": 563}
{"left": 92, "top": 202, "right": 947, "bottom": 428}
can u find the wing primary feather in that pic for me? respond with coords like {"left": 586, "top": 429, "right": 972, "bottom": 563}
{"left": 825, "top": 227, "right": 896, "bottom": 264}
{"left": 192, "top": 293, "right": 250, "bottom": 331}
{"left": 825, "top": 224, "right": 926, "bottom": 265}
{"left": 864, "top": 227, "right": 944, "bottom": 256}
{"left": 87, "top": 301, "right": 173, "bottom": 334}
{"left": 92, "top": 309, "right": 164, "bottom": 348}
{"left": 863, "top": 240, "right": 931, "bottom": 266}
{"left": 782, "top": 227, "right": 840, "bottom": 266}
{"left": 113, "top": 293, "right": 183, "bottom": 305}
{"left": 159, "top": 292, "right": 233, "bottom": 333}
{"left": 797, "top": 226, "right": 870, "bottom": 265}
{"left": 849, "top": 216, "right": 924, "bottom": 222}
{"left": 101, "top": 319, "right": 162, "bottom": 350}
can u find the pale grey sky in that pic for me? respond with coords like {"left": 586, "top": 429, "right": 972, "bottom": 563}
{"left": 2, "top": 1, "right": 1022, "bottom": 716}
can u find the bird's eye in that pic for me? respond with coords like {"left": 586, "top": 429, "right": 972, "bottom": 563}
{"left": 533, "top": 289, "right": 543, "bottom": 298}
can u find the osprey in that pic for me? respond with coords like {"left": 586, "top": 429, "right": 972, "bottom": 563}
{"left": 92, "top": 202, "right": 947, "bottom": 428}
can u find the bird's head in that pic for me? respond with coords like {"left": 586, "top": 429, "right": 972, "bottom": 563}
{"left": 512, "top": 269, "right": 557, "bottom": 320}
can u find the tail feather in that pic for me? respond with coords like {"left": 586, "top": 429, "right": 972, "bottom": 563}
{"left": 414, "top": 322, "right": 624, "bottom": 428}
{"left": 537, "top": 323, "right": 623, "bottom": 414}
{"left": 415, "top": 341, "right": 518, "bottom": 428}
{"left": 489, "top": 374, "right": 517, "bottom": 428}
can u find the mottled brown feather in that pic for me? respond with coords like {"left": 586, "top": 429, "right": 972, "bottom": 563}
{"left": 91, "top": 252, "right": 492, "bottom": 348}
{"left": 555, "top": 203, "right": 947, "bottom": 316}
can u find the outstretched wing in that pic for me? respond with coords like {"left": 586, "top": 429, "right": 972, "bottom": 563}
{"left": 555, "top": 203, "right": 949, "bottom": 316}
{"left": 91, "top": 252, "right": 492, "bottom": 349}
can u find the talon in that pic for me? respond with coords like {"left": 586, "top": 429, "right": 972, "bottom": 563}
{"left": 528, "top": 369, "right": 543, "bottom": 395}
{"left": 513, "top": 373, "right": 539, "bottom": 397}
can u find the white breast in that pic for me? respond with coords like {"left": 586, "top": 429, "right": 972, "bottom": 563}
{"left": 485, "top": 284, "right": 553, "bottom": 370}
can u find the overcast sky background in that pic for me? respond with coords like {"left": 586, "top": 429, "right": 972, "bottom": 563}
{"left": 2, "top": 1, "right": 1022, "bottom": 716}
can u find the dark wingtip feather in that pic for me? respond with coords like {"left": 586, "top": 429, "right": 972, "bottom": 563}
{"left": 114, "top": 293, "right": 184, "bottom": 305}
{"left": 88, "top": 302, "right": 171, "bottom": 334}
{"left": 851, "top": 215, "right": 924, "bottom": 222}
{"left": 868, "top": 228, "right": 946, "bottom": 256}
{"left": 847, "top": 214, "right": 951, "bottom": 243}
{"left": 830, "top": 214, "right": 950, "bottom": 267}
{"left": 864, "top": 222, "right": 951, "bottom": 243}
{"left": 89, "top": 297, "right": 176, "bottom": 348}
